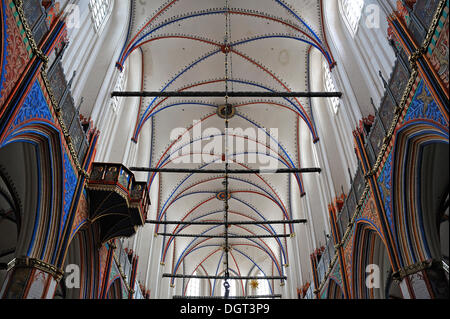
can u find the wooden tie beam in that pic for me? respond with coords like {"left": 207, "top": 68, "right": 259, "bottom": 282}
{"left": 112, "top": 91, "right": 342, "bottom": 98}
{"left": 157, "top": 233, "right": 291, "bottom": 239}
{"left": 130, "top": 167, "right": 321, "bottom": 174}
{"left": 163, "top": 274, "right": 287, "bottom": 280}
{"left": 146, "top": 219, "right": 307, "bottom": 225}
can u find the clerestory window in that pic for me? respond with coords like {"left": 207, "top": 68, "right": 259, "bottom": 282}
{"left": 186, "top": 276, "right": 201, "bottom": 297}
{"left": 323, "top": 61, "right": 340, "bottom": 114}
{"left": 110, "top": 67, "right": 125, "bottom": 114}
{"left": 89, "top": 0, "right": 113, "bottom": 33}
{"left": 340, "top": 0, "right": 365, "bottom": 36}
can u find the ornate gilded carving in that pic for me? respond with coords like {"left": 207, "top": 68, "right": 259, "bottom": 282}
{"left": 7, "top": 257, "right": 64, "bottom": 281}
{"left": 392, "top": 259, "right": 435, "bottom": 281}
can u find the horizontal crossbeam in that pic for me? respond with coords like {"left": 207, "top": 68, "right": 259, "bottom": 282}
{"left": 112, "top": 91, "right": 342, "bottom": 98}
{"left": 130, "top": 167, "right": 321, "bottom": 174}
{"left": 157, "top": 233, "right": 291, "bottom": 239}
{"left": 163, "top": 274, "right": 287, "bottom": 280}
{"left": 146, "top": 219, "right": 307, "bottom": 225}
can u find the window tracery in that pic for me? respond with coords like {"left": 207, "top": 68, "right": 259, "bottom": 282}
{"left": 323, "top": 62, "right": 340, "bottom": 114}
{"left": 340, "top": 0, "right": 365, "bottom": 36}
{"left": 89, "top": 0, "right": 112, "bottom": 33}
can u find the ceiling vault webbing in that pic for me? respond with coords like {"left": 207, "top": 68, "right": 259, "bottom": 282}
{"left": 114, "top": 0, "right": 337, "bottom": 298}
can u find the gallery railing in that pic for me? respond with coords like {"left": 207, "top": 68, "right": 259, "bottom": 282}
{"left": 115, "top": 239, "right": 133, "bottom": 287}
{"left": 47, "top": 60, "right": 89, "bottom": 164}
{"left": 364, "top": 57, "right": 411, "bottom": 169}
{"left": 309, "top": 41, "right": 414, "bottom": 297}
{"left": 316, "top": 236, "right": 337, "bottom": 285}
{"left": 113, "top": 239, "right": 145, "bottom": 299}
{"left": 403, "top": 0, "right": 442, "bottom": 46}
{"left": 304, "top": 283, "right": 314, "bottom": 299}
{"left": 17, "top": 0, "right": 90, "bottom": 166}
{"left": 21, "top": 0, "right": 49, "bottom": 46}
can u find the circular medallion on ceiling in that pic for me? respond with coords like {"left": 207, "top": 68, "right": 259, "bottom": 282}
{"left": 217, "top": 104, "right": 235, "bottom": 119}
{"left": 216, "top": 191, "right": 231, "bottom": 201}
{"left": 220, "top": 44, "right": 231, "bottom": 54}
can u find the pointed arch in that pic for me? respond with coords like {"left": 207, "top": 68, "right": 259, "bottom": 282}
{"left": 391, "top": 120, "right": 449, "bottom": 267}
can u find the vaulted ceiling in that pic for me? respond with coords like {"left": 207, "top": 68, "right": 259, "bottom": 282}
{"left": 117, "top": 0, "right": 334, "bottom": 296}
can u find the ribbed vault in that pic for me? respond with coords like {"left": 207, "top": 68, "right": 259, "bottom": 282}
{"left": 117, "top": 0, "right": 335, "bottom": 298}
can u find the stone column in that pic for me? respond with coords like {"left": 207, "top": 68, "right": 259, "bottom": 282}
{"left": 1, "top": 257, "right": 63, "bottom": 299}
{"left": 394, "top": 259, "right": 449, "bottom": 299}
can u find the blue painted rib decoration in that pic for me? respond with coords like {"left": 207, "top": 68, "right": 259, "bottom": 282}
{"left": 118, "top": 7, "right": 332, "bottom": 67}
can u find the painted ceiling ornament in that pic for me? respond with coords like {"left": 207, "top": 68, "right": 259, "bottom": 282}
{"left": 216, "top": 190, "right": 231, "bottom": 201}
{"left": 97, "top": 0, "right": 345, "bottom": 296}
{"left": 217, "top": 103, "right": 235, "bottom": 119}
{"left": 12, "top": 81, "right": 52, "bottom": 127}
{"left": 250, "top": 279, "right": 259, "bottom": 289}
{"left": 221, "top": 44, "right": 231, "bottom": 54}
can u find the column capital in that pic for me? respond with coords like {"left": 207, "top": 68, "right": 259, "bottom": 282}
{"left": 2, "top": 257, "right": 64, "bottom": 298}
{"left": 8, "top": 257, "right": 64, "bottom": 281}
{"left": 392, "top": 259, "right": 435, "bottom": 281}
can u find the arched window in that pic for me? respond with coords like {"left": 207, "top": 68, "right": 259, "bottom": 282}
{"left": 340, "top": 0, "right": 365, "bottom": 36}
{"left": 186, "top": 277, "right": 201, "bottom": 297}
{"left": 89, "top": 0, "right": 113, "bottom": 33}
{"left": 110, "top": 68, "right": 126, "bottom": 114}
{"left": 249, "top": 271, "right": 271, "bottom": 298}
{"left": 257, "top": 279, "right": 271, "bottom": 298}
{"left": 323, "top": 62, "right": 340, "bottom": 114}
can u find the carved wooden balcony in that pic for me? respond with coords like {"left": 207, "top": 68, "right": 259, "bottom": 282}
{"left": 86, "top": 163, "right": 150, "bottom": 243}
